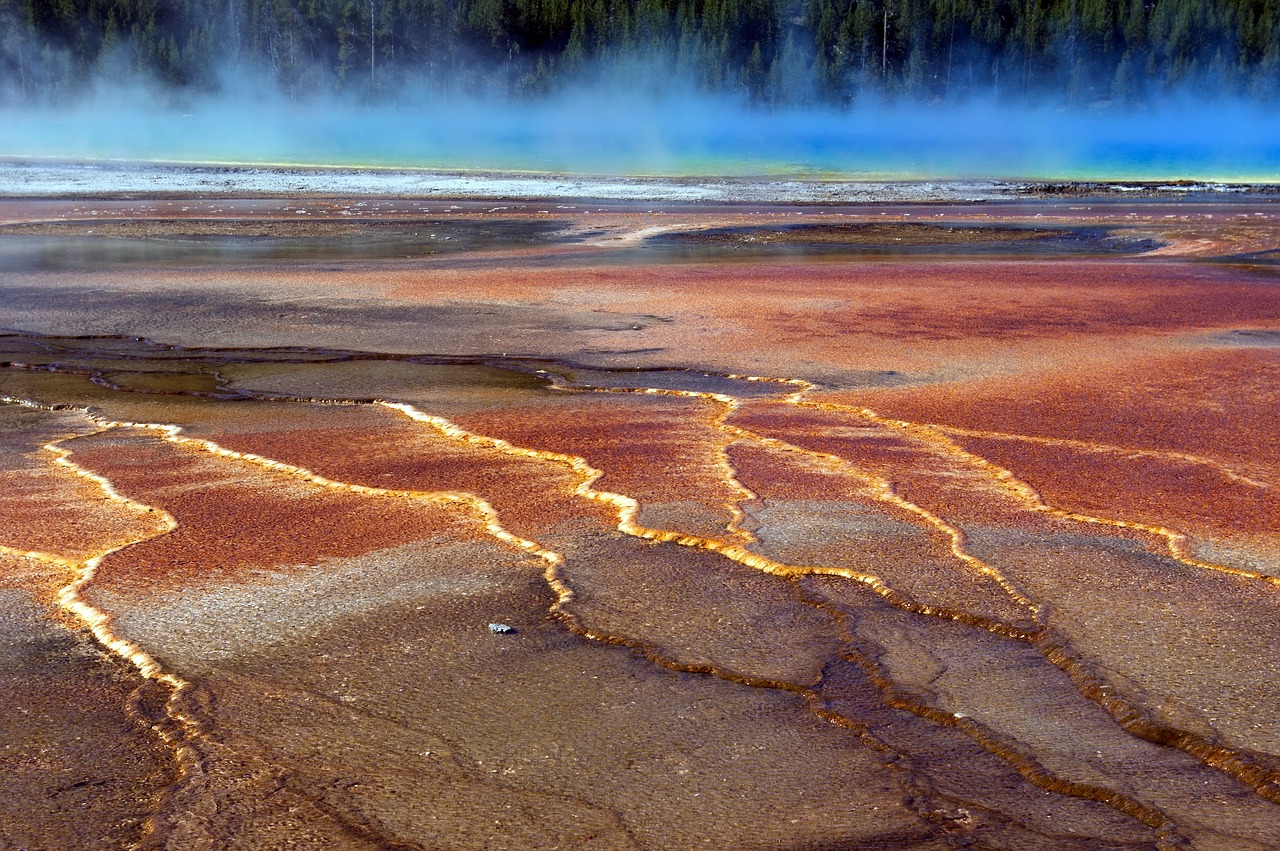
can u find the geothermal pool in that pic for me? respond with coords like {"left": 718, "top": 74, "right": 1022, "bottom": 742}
{"left": 9, "top": 98, "right": 1280, "bottom": 182}
{"left": 1, "top": 187, "right": 1279, "bottom": 849}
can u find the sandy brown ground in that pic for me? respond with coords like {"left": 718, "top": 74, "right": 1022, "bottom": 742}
{"left": 1, "top": 195, "right": 1278, "bottom": 849}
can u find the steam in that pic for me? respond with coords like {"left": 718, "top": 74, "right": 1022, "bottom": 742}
{"left": 2, "top": 40, "right": 1278, "bottom": 181}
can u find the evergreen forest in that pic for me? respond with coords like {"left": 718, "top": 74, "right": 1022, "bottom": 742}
{"left": 3, "top": 0, "right": 1278, "bottom": 106}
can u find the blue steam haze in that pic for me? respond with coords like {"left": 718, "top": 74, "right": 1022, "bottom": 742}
{"left": 4, "top": 89, "right": 1278, "bottom": 181}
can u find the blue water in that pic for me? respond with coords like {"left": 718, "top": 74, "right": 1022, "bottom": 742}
{"left": 5, "top": 95, "right": 1278, "bottom": 181}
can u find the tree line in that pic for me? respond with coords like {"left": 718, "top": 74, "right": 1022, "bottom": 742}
{"left": 3, "top": 0, "right": 1277, "bottom": 105}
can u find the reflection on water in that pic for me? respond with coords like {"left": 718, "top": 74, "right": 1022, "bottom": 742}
{"left": 0, "top": 218, "right": 1169, "bottom": 273}
{"left": 649, "top": 221, "right": 1167, "bottom": 257}
{"left": 2, "top": 330, "right": 1279, "bottom": 849}
{"left": 0, "top": 218, "right": 566, "bottom": 270}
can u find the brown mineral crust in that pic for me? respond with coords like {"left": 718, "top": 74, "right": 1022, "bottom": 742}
{"left": 968, "top": 533, "right": 1280, "bottom": 760}
{"left": 186, "top": 572, "right": 941, "bottom": 851}
{"left": 198, "top": 402, "right": 855, "bottom": 683}
{"left": 806, "top": 626, "right": 1163, "bottom": 849}
{"left": 810, "top": 574, "right": 1280, "bottom": 850}
{"left": 6, "top": 196, "right": 1280, "bottom": 848}
{"left": 0, "top": 564, "right": 176, "bottom": 850}
{"left": 739, "top": 386, "right": 1280, "bottom": 764}
{"left": 553, "top": 532, "right": 845, "bottom": 686}
{"left": 475, "top": 394, "right": 740, "bottom": 501}
{"left": 731, "top": 401, "right": 923, "bottom": 468}
{"left": 725, "top": 442, "right": 1033, "bottom": 628}
{"left": 63, "top": 429, "right": 487, "bottom": 591}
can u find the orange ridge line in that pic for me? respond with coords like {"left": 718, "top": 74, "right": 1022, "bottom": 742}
{"left": 932, "top": 423, "right": 1272, "bottom": 490}
{"left": 545, "top": 383, "right": 759, "bottom": 546}
{"left": 0, "top": 396, "right": 201, "bottom": 848}
{"left": 708, "top": 393, "right": 762, "bottom": 546}
{"left": 0, "top": 395, "right": 583, "bottom": 636}
{"left": 12, "top": 373, "right": 1276, "bottom": 826}
{"left": 83, "top": 411, "right": 579, "bottom": 615}
{"left": 814, "top": 400, "right": 1280, "bottom": 587}
{"left": 539, "top": 384, "right": 1040, "bottom": 619}
{"left": 0, "top": 396, "right": 576, "bottom": 840}
{"left": 158, "top": 393, "right": 1040, "bottom": 831}
{"left": 571, "top": 384, "right": 1042, "bottom": 615}
{"left": 596, "top": 381, "right": 1280, "bottom": 801}
{"left": 146, "top": 372, "right": 1280, "bottom": 806}
{"left": 717, "top": 419, "right": 1041, "bottom": 615}
{"left": 745, "top": 391, "right": 1280, "bottom": 797}
{"left": 68, "top": 405, "right": 854, "bottom": 702}
{"left": 707, "top": 375, "right": 1277, "bottom": 587}
{"left": 379, "top": 400, "right": 1035, "bottom": 639}
{"left": 0, "top": 392, "right": 585, "bottom": 844}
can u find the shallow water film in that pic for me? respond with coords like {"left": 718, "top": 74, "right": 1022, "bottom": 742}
{"left": 1, "top": 196, "right": 1279, "bottom": 850}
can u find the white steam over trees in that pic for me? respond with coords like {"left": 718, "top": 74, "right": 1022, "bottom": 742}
{"left": 1, "top": 0, "right": 1277, "bottom": 106}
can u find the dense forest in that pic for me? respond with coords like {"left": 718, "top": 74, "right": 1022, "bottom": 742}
{"left": 2, "top": 0, "right": 1277, "bottom": 106}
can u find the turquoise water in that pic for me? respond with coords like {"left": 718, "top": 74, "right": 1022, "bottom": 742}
{"left": 5, "top": 96, "right": 1278, "bottom": 181}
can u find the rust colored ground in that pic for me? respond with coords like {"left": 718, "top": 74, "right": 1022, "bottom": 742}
{"left": 1, "top": 197, "right": 1278, "bottom": 850}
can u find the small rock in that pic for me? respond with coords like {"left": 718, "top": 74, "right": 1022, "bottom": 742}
{"left": 488, "top": 622, "right": 517, "bottom": 634}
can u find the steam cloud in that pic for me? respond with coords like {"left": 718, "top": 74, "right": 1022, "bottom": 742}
{"left": 2, "top": 32, "right": 1277, "bottom": 181}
